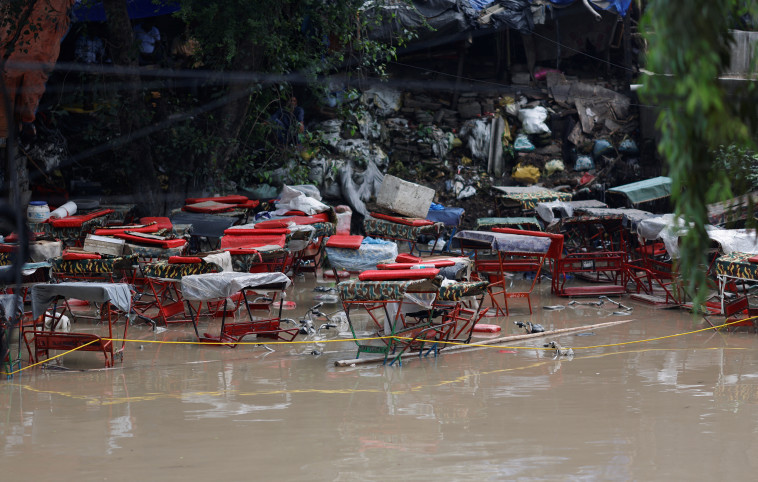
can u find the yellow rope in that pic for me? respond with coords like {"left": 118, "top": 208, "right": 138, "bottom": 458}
{"left": 3, "top": 339, "right": 99, "bottom": 376}
{"left": 5, "top": 314, "right": 755, "bottom": 374}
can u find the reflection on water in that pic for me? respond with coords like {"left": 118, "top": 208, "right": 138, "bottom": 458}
{"left": 3, "top": 278, "right": 758, "bottom": 479}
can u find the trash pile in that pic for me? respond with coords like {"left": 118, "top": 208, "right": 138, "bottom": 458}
{"left": 279, "top": 72, "right": 649, "bottom": 230}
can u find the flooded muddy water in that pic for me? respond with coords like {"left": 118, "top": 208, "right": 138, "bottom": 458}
{"left": 4, "top": 276, "right": 758, "bottom": 480}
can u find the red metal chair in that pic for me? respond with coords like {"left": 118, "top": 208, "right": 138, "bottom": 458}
{"left": 455, "top": 228, "right": 564, "bottom": 315}
{"left": 180, "top": 272, "right": 297, "bottom": 347}
{"left": 23, "top": 283, "right": 131, "bottom": 368}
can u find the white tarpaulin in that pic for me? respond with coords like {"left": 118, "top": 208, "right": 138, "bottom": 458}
{"left": 180, "top": 272, "right": 291, "bottom": 301}
{"left": 637, "top": 214, "right": 758, "bottom": 257}
{"left": 32, "top": 282, "right": 132, "bottom": 319}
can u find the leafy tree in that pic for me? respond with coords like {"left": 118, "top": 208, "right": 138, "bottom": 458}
{"left": 641, "top": 0, "right": 758, "bottom": 308}
{"left": 58, "top": 0, "right": 408, "bottom": 214}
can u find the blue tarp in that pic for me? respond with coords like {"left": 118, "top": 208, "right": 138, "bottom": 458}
{"left": 73, "top": 0, "right": 179, "bottom": 22}
{"left": 546, "top": 0, "right": 632, "bottom": 16}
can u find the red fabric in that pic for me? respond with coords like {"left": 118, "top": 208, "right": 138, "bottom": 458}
{"left": 223, "top": 228, "right": 290, "bottom": 236}
{"left": 93, "top": 224, "right": 160, "bottom": 235}
{"left": 220, "top": 235, "right": 286, "bottom": 249}
{"left": 255, "top": 213, "right": 331, "bottom": 229}
{"left": 254, "top": 219, "right": 293, "bottom": 229}
{"left": 473, "top": 324, "right": 501, "bottom": 333}
{"left": 62, "top": 252, "right": 101, "bottom": 261}
{"left": 325, "top": 235, "right": 364, "bottom": 249}
{"left": 377, "top": 260, "right": 456, "bottom": 270}
{"left": 749, "top": 256, "right": 758, "bottom": 264}
{"left": 182, "top": 202, "right": 236, "bottom": 213}
{"left": 113, "top": 233, "right": 187, "bottom": 248}
{"left": 185, "top": 195, "right": 249, "bottom": 205}
{"left": 0, "top": 243, "right": 17, "bottom": 253}
{"left": 47, "top": 209, "right": 114, "bottom": 228}
{"left": 224, "top": 247, "right": 261, "bottom": 256}
{"left": 236, "top": 199, "right": 260, "bottom": 209}
{"left": 358, "top": 268, "right": 439, "bottom": 281}
{"left": 139, "top": 217, "right": 173, "bottom": 230}
{"left": 4, "top": 233, "right": 18, "bottom": 243}
{"left": 286, "top": 213, "right": 330, "bottom": 224}
{"left": 491, "top": 227, "right": 564, "bottom": 259}
{"left": 395, "top": 253, "right": 422, "bottom": 263}
{"left": 168, "top": 256, "right": 203, "bottom": 264}
{"left": 370, "top": 212, "right": 434, "bottom": 227}
{"left": 284, "top": 210, "right": 307, "bottom": 215}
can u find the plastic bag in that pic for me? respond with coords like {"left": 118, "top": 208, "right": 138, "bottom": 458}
{"left": 334, "top": 205, "right": 352, "bottom": 235}
{"left": 574, "top": 155, "right": 594, "bottom": 171}
{"left": 619, "top": 138, "right": 639, "bottom": 155}
{"left": 545, "top": 159, "right": 564, "bottom": 176}
{"left": 457, "top": 186, "right": 476, "bottom": 200}
{"left": 512, "top": 164, "right": 541, "bottom": 185}
{"left": 592, "top": 139, "right": 614, "bottom": 159}
{"left": 518, "top": 106, "right": 551, "bottom": 135}
{"left": 514, "top": 133, "right": 535, "bottom": 152}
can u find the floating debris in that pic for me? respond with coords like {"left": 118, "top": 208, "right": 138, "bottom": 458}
{"left": 515, "top": 321, "right": 545, "bottom": 333}
{"left": 569, "top": 300, "right": 603, "bottom": 307}
{"left": 544, "top": 341, "right": 574, "bottom": 357}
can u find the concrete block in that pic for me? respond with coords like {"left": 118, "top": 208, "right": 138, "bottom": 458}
{"left": 376, "top": 175, "right": 435, "bottom": 218}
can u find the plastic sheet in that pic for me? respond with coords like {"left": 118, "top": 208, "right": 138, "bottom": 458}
{"left": 32, "top": 282, "right": 132, "bottom": 319}
{"left": 339, "top": 160, "right": 384, "bottom": 217}
{"left": 454, "top": 230, "right": 552, "bottom": 254}
{"left": 486, "top": 0, "right": 534, "bottom": 34}
{"left": 288, "top": 184, "right": 322, "bottom": 201}
{"left": 180, "top": 272, "right": 291, "bottom": 301}
{"left": 336, "top": 138, "right": 389, "bottom": 170}
{"left": 326, "top": 237, "right": 398, "bottom": 272}
{"left": 274, "top": 185, "right": 329, "bottom": 215}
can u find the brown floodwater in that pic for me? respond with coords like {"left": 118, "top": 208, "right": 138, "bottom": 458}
{"left": 3, "top": 275, "right": 758, "bottom": 480}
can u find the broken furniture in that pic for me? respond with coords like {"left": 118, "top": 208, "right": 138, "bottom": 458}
{"left": 337, "top": 270, "right": 457, "bottom": 366}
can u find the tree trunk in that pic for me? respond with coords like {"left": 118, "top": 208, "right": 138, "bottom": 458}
{"left": 207, "top": 38, "right": 263, "bottom": 186}
{"left": 102, "top": 0, "right": 162, "bottom": 215}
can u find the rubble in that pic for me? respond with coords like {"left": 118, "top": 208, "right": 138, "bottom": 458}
{"left": 263, "top": 64, "right": 648, "bottom": 230}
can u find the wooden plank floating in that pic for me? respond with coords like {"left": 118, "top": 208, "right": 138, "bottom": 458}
{"left": 334, "top": 319, "right": 635, "bottom": 367}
